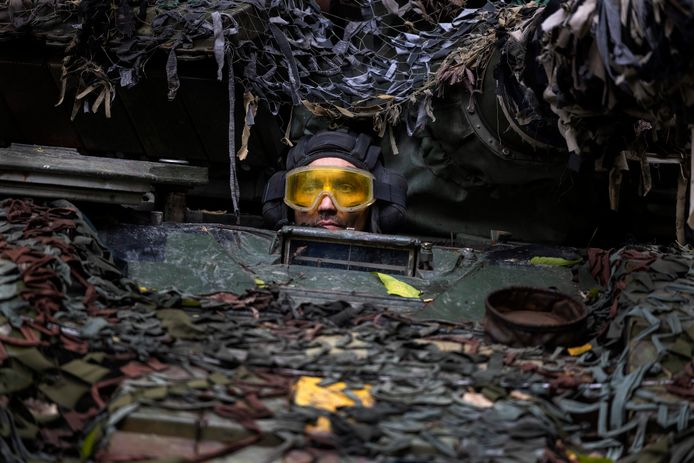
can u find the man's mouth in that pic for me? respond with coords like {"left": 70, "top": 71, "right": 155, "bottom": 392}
{"left": 317, "top": 219, "right": 343, "bottom": 230}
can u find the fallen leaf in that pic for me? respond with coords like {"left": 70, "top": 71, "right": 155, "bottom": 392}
{"left": 374, "top": 273, "right": 421, "bottom": 298}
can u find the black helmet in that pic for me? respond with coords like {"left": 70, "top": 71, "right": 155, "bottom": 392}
{"left": 262, "top": 130, "right": 407, "bottom": 233}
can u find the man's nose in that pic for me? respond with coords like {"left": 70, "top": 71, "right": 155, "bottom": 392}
{"left": 317, "top": 194, "right": 337, "bottom": 212}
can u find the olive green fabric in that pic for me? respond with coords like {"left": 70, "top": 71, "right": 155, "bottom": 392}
{"left": 61, "top": 360, "right": 110, "bottom": 385}
{"left": 156, "top": 309, "right": 207, "bottom": 340}
{"left": 0, "top": 365, "right": 33, "bottom": 395}
{"left": 38, "top": 378, "right": 89, "bottom": 409}
{"left": 7, "top": 347, "right": 54, "bottom": 372}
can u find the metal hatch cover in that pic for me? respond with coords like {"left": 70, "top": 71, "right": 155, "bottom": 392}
{"left": 278, "top": 225, "right": 421, "bottom": 276}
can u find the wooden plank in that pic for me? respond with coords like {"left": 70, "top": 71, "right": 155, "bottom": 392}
{"left": 0, "top": 144, "right": 208, "bottom": 186}
{"left": 0, "top": 171, "right": 150, "bottom": 193}
{"left": 0, "top": 182, "right": 147, "bottom": 205}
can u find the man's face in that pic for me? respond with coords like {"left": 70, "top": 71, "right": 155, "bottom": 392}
{"left": 292, "top": 157, "right": 370, "bottom": 231}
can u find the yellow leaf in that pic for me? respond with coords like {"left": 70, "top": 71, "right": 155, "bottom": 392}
{"left": 374, "top": 272, "right": 421, "bottom": 298}
{"left": 294, "top": 376, "right": 373, "bottom": 433}
{"left": 567, "top": 343, "right": 592, "bottom": 356}
{"left": 254, "top": 278, "right": 266, "bottom": 288}
{"left": 376, "top": 94, "right": 395, "bottom": 100}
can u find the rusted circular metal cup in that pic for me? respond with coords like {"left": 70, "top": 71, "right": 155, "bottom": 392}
{"left": 483, "top": 286, "right": 588, "bottom": 348}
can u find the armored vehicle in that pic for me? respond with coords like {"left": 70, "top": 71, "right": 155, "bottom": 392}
{"left": 1, "top": 1, "right": 694, "bottom": 462}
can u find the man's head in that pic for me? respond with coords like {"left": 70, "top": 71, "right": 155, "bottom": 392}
{"left": 262, "top": 130, "right": 407, "bottom": 233}
{"left": 290, "top": 157, "right": 371, "bottom": 231}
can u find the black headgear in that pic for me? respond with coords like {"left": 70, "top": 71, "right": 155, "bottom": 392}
{"left": 262, "top": 130, "right": 407, "bottom": 233}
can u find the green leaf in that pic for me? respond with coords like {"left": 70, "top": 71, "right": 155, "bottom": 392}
{"left": 374, "top": 273, "right": 421, "bottom": 298}
{"left": 181, "top": 297, "right": 201, "bottom": 308}
{"left": 529, "top": 256, "right": 581, "bottom": 267}
{"left": 80, "top": 423, "right": 103, "bottom": 461}
{"left": 8, "top": 347, "right": 55, "bottom": 371}
{"left": 576, "top": 454, "right": 613, "bottom": 463}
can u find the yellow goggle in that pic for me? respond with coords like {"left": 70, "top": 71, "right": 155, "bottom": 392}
{"left": 284, "top": 166, "right": 375, "bottom": 212}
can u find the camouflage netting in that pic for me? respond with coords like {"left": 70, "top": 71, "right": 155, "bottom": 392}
{"left": 2, "top": 199, "right": 694, "bottom": 461}
{"left": 2, "top": 0, "right": 694, "bottom": 159}
{"left": 502, "top": 0, "right": 694, "bottom": 157}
